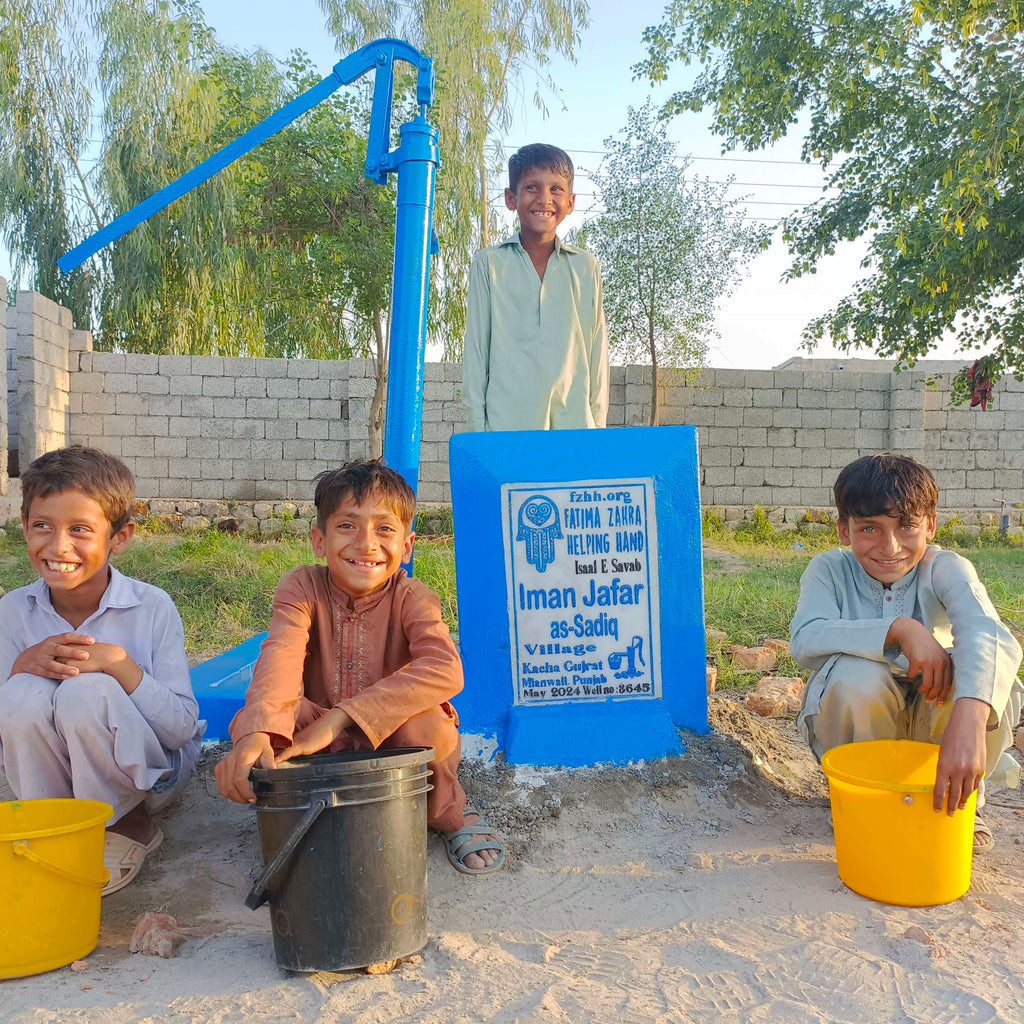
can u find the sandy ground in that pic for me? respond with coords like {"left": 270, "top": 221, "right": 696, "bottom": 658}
{"left": 3, "top": 697, "right": 1024, "bottom": 1024}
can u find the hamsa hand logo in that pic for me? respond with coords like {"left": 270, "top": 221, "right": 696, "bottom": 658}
{"left": 516, "top": 495, "right": 562, "bottom": 573}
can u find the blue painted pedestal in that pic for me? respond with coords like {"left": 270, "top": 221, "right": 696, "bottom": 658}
{"left": 450, "top": 426, "right": 707, "bottom": 767}
{"left": 190, "top": 632, "right": 267, "bottom": 740}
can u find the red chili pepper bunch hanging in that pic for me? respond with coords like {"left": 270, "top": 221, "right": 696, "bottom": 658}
{"left": 967, "top": 357, "right": 995, "bottom": 411}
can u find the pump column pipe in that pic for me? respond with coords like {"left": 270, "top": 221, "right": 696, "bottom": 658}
{"left": 379, "top": 115, "right": 439, "bottom": 494}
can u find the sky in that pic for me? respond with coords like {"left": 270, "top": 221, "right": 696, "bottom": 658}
{"left": 3, "top": 0, "right": 982, "bottom": 370}
{"left": 197, "top": 0, "right": 863, "bottom": 369}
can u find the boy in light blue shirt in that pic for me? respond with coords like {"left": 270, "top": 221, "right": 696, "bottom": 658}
{"left": 0, "top": 446, "right": 202, "bottom": 894}
{"left": 791, "top": 453, "right": 1022, "bottom": 851}
{"left": 462, "top": 143, "right": 609, "bottom": 432}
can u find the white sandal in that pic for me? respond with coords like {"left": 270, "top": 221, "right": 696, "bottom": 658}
{"left": 102, "top": 829, "right": 163, "bottom": 896}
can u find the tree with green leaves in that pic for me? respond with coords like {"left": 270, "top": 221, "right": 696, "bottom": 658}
{"left": 206, "top": 50, "right": 396, "bottom": 451}
{"left": 2, "top": 2, "right": 399, "bottom": 450}
{"left": 105, "top": 35, "right": 397, "bottom": 450}
{"left": 1, "top": 0, "right": 97, "bottom": 325}
{"left": 638, "top": 0, "right": 1024, "bottom": 398}
{"left": 97, "top": 0, "right": 251, "bottom": 354}
{"left": 319, "top": 0, "right": 589, "bottom": 357}
{"left": 581, "top": 102, "right": 766, "bottom": 425}
{"left": 2, "top": 0, "right": 263, "bottom": 349}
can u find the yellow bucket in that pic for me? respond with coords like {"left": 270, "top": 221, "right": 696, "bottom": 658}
{"left": 0, "top": 798, "right": 112, "bottom": 977}
{"left": 821, "top": 739, "right": 975, "bottom": 906}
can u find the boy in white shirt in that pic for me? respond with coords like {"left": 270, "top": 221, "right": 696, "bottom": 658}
{"left": 791, "top": 453, "right": 1023, "bottom": 851}
{"left": 462, "top": 143, "right": 609, "bottom": 432}
{"left": 0, "top": 446, "right": 202, "bottom": 893}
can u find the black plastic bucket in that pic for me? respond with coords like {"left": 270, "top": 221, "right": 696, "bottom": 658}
{"left": 246, "top": 746, "right": 434, "bottom": 972}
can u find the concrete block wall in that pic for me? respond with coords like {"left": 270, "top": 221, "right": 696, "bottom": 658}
{"left": 6, "top": 291, "right": 1022, "bottom": 517}
{"left": 424, "top": 363, "right": 1024, "bottom": 514}
{"left": 0, "top": 278, "right": 6, "bottom": 495}
{"left": 67, "top": 353, "right": 372, "bottom": 501}
{"left": 4, "top": 278, "right": 15, "bottom": 479}
{"left": 4, "top": 333, "right": 13, "bottom": 470}
{"left": 645, "top": 365, "right": 1024, "bottom": 511}
{"left": 11, "top": 290, "right": 92, "bottom": 469}
{"left": 414, "top": 360, "right": 464, "bottom": 503}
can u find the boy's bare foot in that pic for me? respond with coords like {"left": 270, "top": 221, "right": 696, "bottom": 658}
{"left": 444, "top": 809, "right": 505, "bottom": 874}
{"left": 973, "top": 814, "right": 994, "bottom": 853}
{"left": 461, "top": 811, "right": 502, "bottom": 869}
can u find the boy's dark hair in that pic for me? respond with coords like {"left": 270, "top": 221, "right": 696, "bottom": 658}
{"left": 313, "top": 459, "right": 416, "bottom": 531}
{"left": 833, "top": 453, "right": 939, "bottom": 522}
{"left": 21, "top": 445, "right": 135, "bottom": 533}
{"left": 508, "top": 143, "right": 574, "bottom": 192}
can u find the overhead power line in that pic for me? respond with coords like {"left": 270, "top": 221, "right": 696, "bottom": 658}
{"left": 487, "top": 180, "right": 827, "bottom": 196}
{"left": 488, "top": 195, "right": 816, "bottom": 208}
{"left": 499, "top": 143, "right": 836, "bottom": 168}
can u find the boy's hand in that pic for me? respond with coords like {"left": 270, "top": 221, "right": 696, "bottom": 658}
{"left": 215, "top": 733, "right": 277, "bottom": 803}
{"left": 10, "top": 633, "right": 96, "bottom": 681}
{"left": 69, "top": 641, "right": 144, "bottom": 693}
{"left": 275, "top": 708, "right": 353, "bottom": 764}
{"left": 885, "top": 617, "right": 953, "bottom": 703}
{"left": 933, "top": 697, "right": 989, "bottom": 814}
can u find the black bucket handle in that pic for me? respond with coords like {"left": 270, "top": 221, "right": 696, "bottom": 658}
{"left": 245, "top": 793, "right": 332, "bottom": 910}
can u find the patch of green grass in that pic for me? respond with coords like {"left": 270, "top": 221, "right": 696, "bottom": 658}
{"left": 704, "top": 557, "right": 805, "bottom": 645}
{"left": 0, "top": 521, "right": 33, "bottom": 590}
{"left": 935, "top": 518, "right": 1024, "bottom": 551}
{"left": 3, "top": 523, "right": 1020, "bottom": 681}
{"left": 702, "top": 541, "right": 1024, "bottom": 691}
{"left": 705, "top": 522, "right": 841, "bottom": 556}
{"left": 411, "top": 536, "right": 458, "bottom": 632}
{"left": 959, "top": 547, "right": 1024, "bottom": 638}
{"left": 0, "top": 527, "right": 459, "bottom": 662}
{"left": 701, "top": 507, "right": 726, "bottom": 539}
{"left": 703, "top": 552, "right": 807, "bottom": 689}
{"left": 733, "top": 505, "right": 776, "bottom": 544}
{"left": 117, "top": 531, "right": 312, "bottom": 660}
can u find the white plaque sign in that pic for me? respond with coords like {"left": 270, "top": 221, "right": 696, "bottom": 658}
{"left": 500, "top": 478, "right": 661, "bottom": 705}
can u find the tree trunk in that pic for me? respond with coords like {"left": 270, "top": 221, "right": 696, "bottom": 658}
{"left": 648, "top": 283, "right": 659, "bottom": 426}
{"left": 368, "top": 309, "right": 388, "bottom": 459}
{"left": 649, "top": 334, "right": 659, "bottom": 426}
{"left": 479, "top": 144, "right": 490, "bottom": 249}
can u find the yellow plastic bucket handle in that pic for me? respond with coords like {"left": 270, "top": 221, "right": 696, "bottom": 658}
{"left": 13, "top": 840, "right": 109, "bottom": 889}
{"left": 822, "top": 768, "right": 935, "bottom": 794}
{"left": 820, "top": 749, "right": 938, "bottom": 795}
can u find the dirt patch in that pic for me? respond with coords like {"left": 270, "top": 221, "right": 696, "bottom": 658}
{"left": 452, "top": 695, "right": 828, "bottom": 863}
{"left": 702, "top": 544, "right": 750, "bottom": 574}
{"left": 707, "top": 695, "right": 827, "bottom": 800}
{"left": 6, "top": 711, "right": 1024, "bottom": 1024}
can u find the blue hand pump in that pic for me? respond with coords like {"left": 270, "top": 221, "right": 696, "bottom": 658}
{"left": 58, "top": 38, "right": 440, "bottom": 498}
